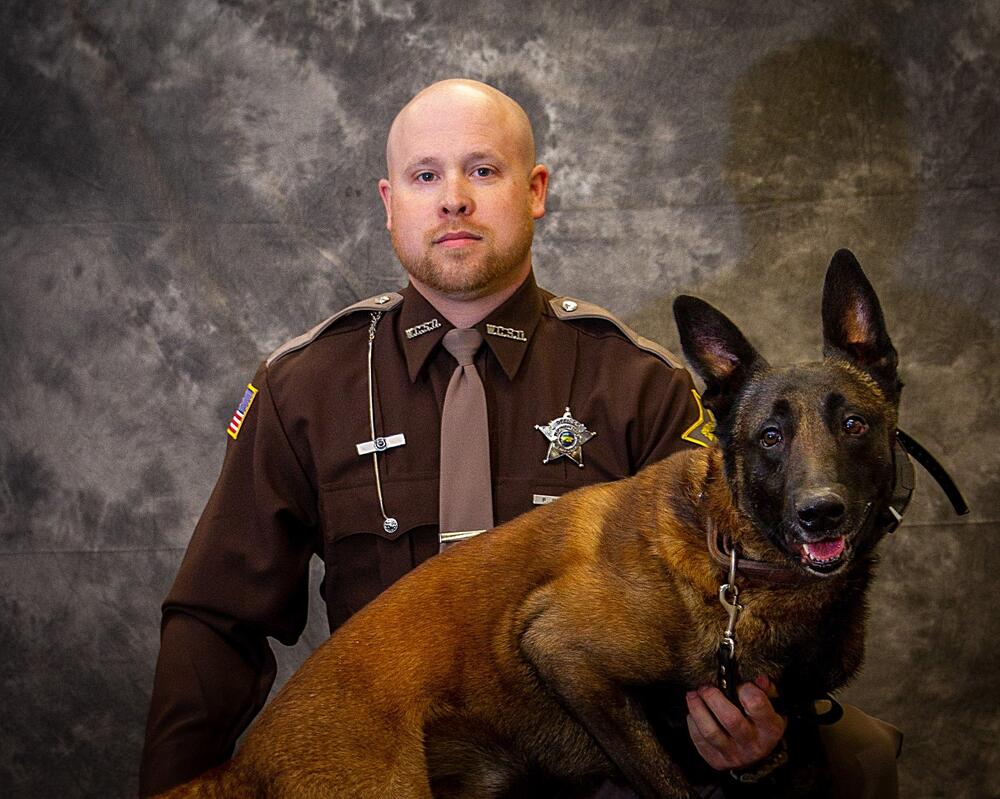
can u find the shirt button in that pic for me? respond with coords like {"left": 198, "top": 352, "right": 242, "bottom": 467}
{"left": 376, "top": 295, "right": 391, "bottom": 305}
{"left": 562, "top": 299, "right": 578, "bottom": 312}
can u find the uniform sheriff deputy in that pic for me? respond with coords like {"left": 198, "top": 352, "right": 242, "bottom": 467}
{"left": 140, "top": 79, "right": 900, "bottom": 799}
{"left": 140, "top": 281, "right": 708, "bottom": 794}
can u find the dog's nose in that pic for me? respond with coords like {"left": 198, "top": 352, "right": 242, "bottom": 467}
{"left": 796, "top": 492, "right": 846, "bottom": 532}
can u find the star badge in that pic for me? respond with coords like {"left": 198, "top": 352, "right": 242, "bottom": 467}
{"left": 535, "top": 408, "right": 596, "bottom": 467}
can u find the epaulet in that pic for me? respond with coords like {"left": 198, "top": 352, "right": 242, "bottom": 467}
{"left": 549, "top": 296, "right": 685, "bottom": 370}
{"left": 266, "top": 292, "right": 403, "bottom": 366}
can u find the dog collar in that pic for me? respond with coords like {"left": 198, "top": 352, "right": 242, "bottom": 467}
{"left": 705, "top": 526, "right": 808, "bottom": 583}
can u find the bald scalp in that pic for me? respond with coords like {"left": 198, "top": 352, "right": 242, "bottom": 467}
{"left": 385, "top": 79, "right": 537, "bottom": 177}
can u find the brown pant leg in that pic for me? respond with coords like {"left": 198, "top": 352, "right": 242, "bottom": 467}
{"left": 819, "top": 703, "right": 902, "bottom": 799}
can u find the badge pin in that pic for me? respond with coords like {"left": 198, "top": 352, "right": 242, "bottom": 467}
{"left": 405, "top": 318, "right": 441, "bottom": 339}
{"left": 486, "top": 323, "right": 527, "bottom": 342}
{"left": 535, "top": 407, "right": 595, "bottom": 468}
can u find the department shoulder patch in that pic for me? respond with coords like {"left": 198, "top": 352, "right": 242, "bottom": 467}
{"left": 227, "top": 383, "right": 259, "bottom": 440}
{"left": 681, "top": 389, "right": 718, "bottom": 448}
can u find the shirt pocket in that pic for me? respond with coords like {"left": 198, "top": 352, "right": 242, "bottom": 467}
{"left": 318, "top": 475, "right": 438, "bottom": 542}
{"left": 318, "top": 476, "right": 439, "bottom": 625}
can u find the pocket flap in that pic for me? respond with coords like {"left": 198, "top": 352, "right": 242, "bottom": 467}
{"left": 319, "top": 476, "right": 439, "bottom": 541}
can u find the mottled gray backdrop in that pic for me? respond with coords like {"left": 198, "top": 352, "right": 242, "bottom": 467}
{"left": 2, "top": 1, "right": 998, "bottom": 796}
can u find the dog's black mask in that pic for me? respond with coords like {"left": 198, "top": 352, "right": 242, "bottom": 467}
{"left": 674, "top": 249, "right": 901, "bottom": 576}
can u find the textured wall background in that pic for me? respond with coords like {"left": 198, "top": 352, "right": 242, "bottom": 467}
{"left": 2, "top": 1, "right": 998, "bottom": 796}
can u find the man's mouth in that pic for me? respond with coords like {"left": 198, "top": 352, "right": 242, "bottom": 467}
{"left": 796, "top": 536, "right": 848, "bottom": 574}
{"left": 433, "top": 230, "right": 483, "bottom": 245}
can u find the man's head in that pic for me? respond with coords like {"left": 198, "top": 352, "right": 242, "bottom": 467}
{"left": 378, "top": 80, "right": 548, "bottom": 301}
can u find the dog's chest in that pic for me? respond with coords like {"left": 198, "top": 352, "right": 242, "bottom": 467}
{"left": 719, "top": 594, "right": 854, "bottom": 693}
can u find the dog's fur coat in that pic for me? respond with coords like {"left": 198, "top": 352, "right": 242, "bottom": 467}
{"left": 159, "top": 250, "right": 901, "bottom": 798}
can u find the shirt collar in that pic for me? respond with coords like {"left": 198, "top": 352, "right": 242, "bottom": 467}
{"left": 398, "top": 271, "right": 545, "bottom": 382}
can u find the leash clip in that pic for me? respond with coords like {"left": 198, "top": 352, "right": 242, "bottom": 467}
{"left": 719, "top": 544, "right": 742, "bottom": 637}
{"left": 717, "top": 543, "right": 743, "bottom": 701}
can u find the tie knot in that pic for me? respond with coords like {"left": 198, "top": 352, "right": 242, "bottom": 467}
{"left": 443, "top": 328, "right": 483, "bottom": 366}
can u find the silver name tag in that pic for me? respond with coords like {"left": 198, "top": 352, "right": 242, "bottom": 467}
{"left": 356, "top": 433, "right": 406, "bottom": 455}
{"left": 532, "top": 494, "right": 559, "bottom": 505}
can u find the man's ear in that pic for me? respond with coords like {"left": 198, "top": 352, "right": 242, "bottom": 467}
{"left": 528, "top": 164, "right": 549, "bottom": 220}
{"left": 377, "top": 179, "right": 392, "bottom": 231}
{"left": 821, "top": 249, "right": 899, "bottom": 399}
{"left": 673, "top": 295, "right": 767, "bottom": 419}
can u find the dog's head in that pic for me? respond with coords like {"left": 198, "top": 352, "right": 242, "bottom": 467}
{"left": 674, "top": 249, "right": 901, "bottom": 576}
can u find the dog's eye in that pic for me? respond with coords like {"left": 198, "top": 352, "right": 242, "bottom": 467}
{"left": 843, "top": 415, "right": 869, "bottom": 436}
{"left": 759, "top": 427, "right": 782, "bottom": 448}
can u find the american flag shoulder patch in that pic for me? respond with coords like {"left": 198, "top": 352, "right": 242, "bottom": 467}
{"left": 227, "top": 383, "right": 259, "bottom": 440}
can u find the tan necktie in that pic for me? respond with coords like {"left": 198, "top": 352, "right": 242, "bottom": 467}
{"left": 438, "top": 328, "right": 494, "bottom": 551}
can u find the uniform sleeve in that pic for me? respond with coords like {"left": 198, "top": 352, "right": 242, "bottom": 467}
{"left": 139, "top": 363, "right": 318, "bottom": 796}
{"left": 632, "top": 364, "right": 708, "bottom": 471}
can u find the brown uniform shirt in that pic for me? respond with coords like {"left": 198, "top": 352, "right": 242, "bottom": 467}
{"left": 139, "top": 272, "right": 706, "bottom": 795}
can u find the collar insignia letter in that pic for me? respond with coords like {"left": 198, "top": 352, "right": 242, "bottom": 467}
{"left": 535, "top": 407, "right": 595, "bottom": 467}
{"left": 486, "top": 323, "right": 527, "bottom": 342}
{"left": 405, "top": 318, "right": 441, "bottom": 339}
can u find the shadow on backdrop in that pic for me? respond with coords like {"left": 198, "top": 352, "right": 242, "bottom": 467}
{"left": 633, "top": 37, "right": 917, "bottom": 362}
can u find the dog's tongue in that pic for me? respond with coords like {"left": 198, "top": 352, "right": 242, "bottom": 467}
{"left": 803, "top": 537, "right": 846, "bottom": 561}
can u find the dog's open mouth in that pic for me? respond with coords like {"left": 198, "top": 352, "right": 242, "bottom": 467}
{"left": 797, "top": 536, "right": 848, "bottom": 573}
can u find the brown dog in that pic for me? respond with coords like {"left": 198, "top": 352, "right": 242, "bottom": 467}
{"left": 160, "top": 250, "right": 902, "bottom": 798}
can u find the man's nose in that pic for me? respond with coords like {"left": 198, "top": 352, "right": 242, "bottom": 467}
{"left": 439, "top": 177, "right": 474, "bottom": 217}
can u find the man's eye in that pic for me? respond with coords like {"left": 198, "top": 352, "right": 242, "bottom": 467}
{"left": 472, "top": 166, "right": 495, "bottom": 177}
{"left": 416, "top": 172, "right": 436, "bottom": 182}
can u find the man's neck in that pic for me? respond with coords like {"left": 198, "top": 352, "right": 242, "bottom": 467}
{"left": 408, "top": 265, "right": 531, "bottom": 328}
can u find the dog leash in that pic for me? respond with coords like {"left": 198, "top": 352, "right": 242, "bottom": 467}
{"left": 713, "top": 541, "right": 845, "bottom": 732}
{"left": 716, "top": 546, "right": 742, "bottom": 704}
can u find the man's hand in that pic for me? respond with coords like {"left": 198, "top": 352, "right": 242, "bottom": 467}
{"left": 685, "top": 675, "right": 787, "bottom": 770}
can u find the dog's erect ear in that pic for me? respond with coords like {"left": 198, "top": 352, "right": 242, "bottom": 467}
{"left": 674, "top": 295, "right": 767, "bottom": 418}
{"left": 822, "top": 249, "right": 899, "bottom": 399}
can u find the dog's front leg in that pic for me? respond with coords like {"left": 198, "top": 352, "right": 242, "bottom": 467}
{"left": 520, "top": 601, "right": 694, "bottom": 799}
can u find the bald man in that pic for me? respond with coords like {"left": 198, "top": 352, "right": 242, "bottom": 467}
{"left": 139, "top": 81, "right": 896, "bottom": 797}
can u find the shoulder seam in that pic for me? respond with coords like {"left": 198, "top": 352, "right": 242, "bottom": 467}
{"left": 548, "top": 296, "right": 685, "bottom": 370}
{"left": 266, "top": 292, "right": 403, "bottom": 366}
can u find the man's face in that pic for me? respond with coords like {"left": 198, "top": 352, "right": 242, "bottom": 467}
{"left": 379, "top": 89, "right": 548, "bottom": 299}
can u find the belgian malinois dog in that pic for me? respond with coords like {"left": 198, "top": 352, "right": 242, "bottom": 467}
{"left": 160, "top": 249, "right": 903, "bottom": 798}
